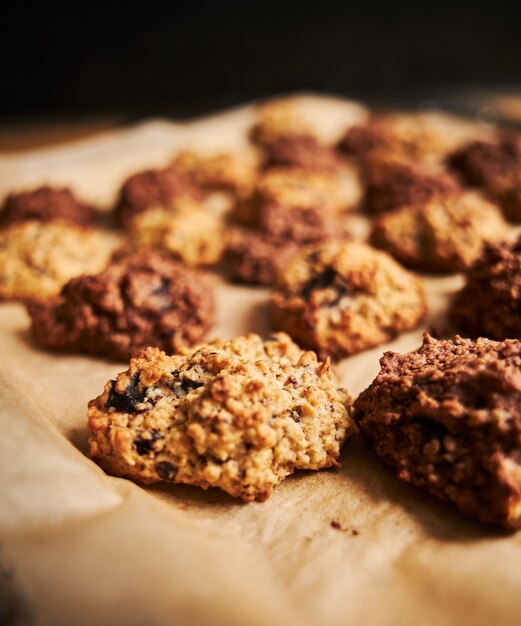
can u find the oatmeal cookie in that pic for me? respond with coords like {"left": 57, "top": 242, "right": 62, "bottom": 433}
{"left": 127, "top": 200, "right": 224, "bottom": 266}
{"left": 0, "top": 185, "right": 95, "bottom": 227}
{"left": 263, "top": 134, "right": 341, "bottom": 173}
{"left": 449, "top": 237, "right": 521, "bottom": 339}
{"left": 114, "top": 166, "right": 201, "bottom": 227}
{"left": 27, "top": 252, "right": 215, "bottom": 360}
{"left": 272, "top": 241, "right": 427, "bottom": 358}
{"left": 354, "top": 334, "right": 521, "bottom": 529}
{"left": 449, "top": 136, "right": 521, "bottom": 222}
{"left": 251, "top": 100, "right": 313, "bottom": 146}
{"left": 0, "top": 220, "right": 117, "bottom": 301}
{"left": 170, "top": 151, "right": 256, "bottom": 196}
{"left": 339, "top": 112, "right": 489, "bottom": 167}
{"left": 87, "top": 332, "right": 356, "bottom": 501}
{"left": 371, "top": 191, "right": 508, "bottom": 273}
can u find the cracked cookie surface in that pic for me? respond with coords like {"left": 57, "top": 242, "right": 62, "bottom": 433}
{"left": 272, "top": 240, "right": 427, "bottom": 358}
{"left": 354, "top": 334, "right": 521, "bottom": 529}
{"left": 27, "top": 252, "right": 215, "bottom": 360}
{"left": 88, "top": 332, "right": 356, "bottom": 501}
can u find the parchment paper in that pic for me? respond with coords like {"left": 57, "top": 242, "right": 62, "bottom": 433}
{"left": 1, "top": 95, "right": 521, "bottom": 626}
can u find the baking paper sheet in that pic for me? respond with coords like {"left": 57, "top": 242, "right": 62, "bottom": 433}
{"left": 1, "top": 95, "right": 520, "bottom": 626}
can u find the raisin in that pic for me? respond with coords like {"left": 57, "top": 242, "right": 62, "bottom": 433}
{"left": 106, "top": 373, "right": 147, "bottom": 413}
{"left": 134, "top": 430, "right": 161, "bottom": 455}
{"left": 156, "top": 461, "right": 177, "bottom": 481}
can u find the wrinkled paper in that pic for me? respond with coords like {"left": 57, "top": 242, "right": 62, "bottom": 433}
{"left": 1, "top": 95, "right": 520, "bottom": 626}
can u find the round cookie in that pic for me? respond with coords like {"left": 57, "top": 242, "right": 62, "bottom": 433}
{"left": 449, "top": 136, "right": 521, "bottom": 222}
{"left": 0, "top": 185, "right": 95, "bottom": 227}
{"left": 170, "top": 150, "right": 256, "bottom": 196}
{"left": 354, "top": 333, "right": 521, "bottom": 529}
{"left": 115, "top": 166, "right": 201, "bottom": 227}
{"left": 87, "top": 332, "right": 356, "bottom": 501}
{"left": 0, "top": 220, "right": 118, "bottom": 301}
{"left": 127, "top": 200, "right": 224, "bottom": 267}
{"left": 370, "top": 191, "right": 508, "bottom": 273}
{"left": 449, "top": 237, "right": 521, "bottom": 339}
{"left": 272, "top": 240, "right": 427, "bottom": 358}
{"left": 362, "top": 160, "right": 461, "bottom": 216}
{"left": 27, "top": 252, "right": 215, "bottom": 361}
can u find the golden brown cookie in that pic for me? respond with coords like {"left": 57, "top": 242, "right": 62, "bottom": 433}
{"left": 0, "top": 220, "right": 118, "bottom": 301}
{"left": 88, "top": 332, "right": 356, "bottom": 501}
{"left": 127, "top": 200, "right": 224, "bottom": 267}
{"left": 371, "top": 191, "right": 509, "bottom": 273}
{"left": 272, "top": 240, "right": 427, "bottom": 358}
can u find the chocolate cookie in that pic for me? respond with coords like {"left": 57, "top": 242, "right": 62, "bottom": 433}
{"left": 362, "top": 160, "right": 461, "bottom": 215}
{"left": 0, "top": 220, "right": 117, "bottom": 301}
{"left": 354, "top": 333, "right": 521, "bottom": 529}
{"left": 371, "top": 191, "right": 508, "bottom": 273}
{"left": 88, "top": 332, "right": 356, "bottom": 501}
{"left": 27, "top": 252, "right": 215, "bottom": 361}
{"left": 127, "top": 201, "right": 225, "bottom": 266}
{"left": 272, "top": 240, "right": 427, "bottom": 358}
{"left": 0, "top": 185, "right": 95, "bottom": 227}
{"left": 114, "top": 166, "right": 201, "bottom": 227}
{"left": 449, "top": 136, "right": 521, "bottom": 222}
{"left": 449, "top": 237, "right": 521, "bottom": 339}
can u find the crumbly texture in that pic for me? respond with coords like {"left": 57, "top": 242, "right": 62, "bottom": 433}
{"left": 362, "top": 160, "right": 461, "bottom": 215}
{"left": 0, "top": 186, "right": 95, "bottom": 227}
{"left": 371, "top": 191, "right": 508, "bottom": 273}
{"left": 354, "top": 334, "right": 521, "bottom": 529}
{"left": 226, "top": 229, "right": 306, "bottom": 286}
{"left": 27, "top": 252, "right": 215, "bottom": 361}
{"left": 127, "top": 201, "right": 224, "bottom": 266}
{"left": 0, "top": 220, "right": 117, "bottom": 301}
{"left": 88, "top": 332, "right": 356, "bottom": 501}
{"left": 450, "top": 237, "right": 521, "bottom": 339}
{"left": 272, "top": 241, "right": 427, "bottom": 359}
{"left": 263, "top": 134, "right": 341, "bottom": 173}
{"left": 449, "top": 136, "right": 521, "bottom": 222}
{"left": 339, "top": 112, "right": 488, "bottom": 167}
{"left": 171, "top": 150, "right": 256, "bottom": 196}
{"left": 231, "top": 167, "right": 345, "bottom": 230}
{"left": 114, "top": 166, "right": 201, "bottom": 227}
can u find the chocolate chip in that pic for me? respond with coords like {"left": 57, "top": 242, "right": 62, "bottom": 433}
{"left": 156, "top": 461, "right": 178, "bottom": 481}
{"left": 300, "top": 268, "right": 337, "bottom": 299}
{"left": 180, "top": 377, "right": 204, "bottom": 392}
{"left": 134, "top": 429, "right": 161, "bottom": 455}
{"left": 106, "top": 373, "right": 147, "bottom": 413}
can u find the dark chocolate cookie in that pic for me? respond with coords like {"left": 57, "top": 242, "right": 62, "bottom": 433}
{"left": 450, "top": 237, "right": 521, "bottom": 339}
{"left": 354, "top": 333, "right": 521, "bottom": 529}
{"left": 26, "top": 252, "right": 215, "bottom": 360}
{"left": 0, "top": 186, "right": 95, "bottom": 227}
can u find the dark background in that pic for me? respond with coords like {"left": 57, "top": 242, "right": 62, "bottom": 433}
{"left": 2, "top": 1, "right": 521, "bottom": 123}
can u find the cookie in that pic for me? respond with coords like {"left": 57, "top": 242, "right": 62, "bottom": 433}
{"left": 263, "top": 134, "right": 341, "bottom": 173}
{"left": 87, "top": 332, "right": 356, "bottom": 501}
{"left": 0, "top": 220, "right": 117, "bottom": 301}
{"left": 251, "top": 99, "right": 313, "bottom": 146}
{"left": 449, "top": 237, "right": 521, "bottom": 339}
{"left": 354, "top": 333, "right": 521, "bottom": 529}
{"left": 0, "top": 185, "right": 95, "bottom": 227}
{"left": 27, "top": 252, "right": 215, "bottom": 361}
{"left": 127, "top": 200, "right": 224, "bottom": 266}
{"left": 449, "top": 136, "right": 521, "bottom": 222}
{"left": 272, "top": 241, "right": 427, "bottom": 358}
{"left": 226, "top": 229, "right": 305, "bottom": 286}
{"left": 371, "top": 191, "right": 508, "bottom": 273}
{"left": 362, "top": 160, "right": 461, "bottom": 215}
{"left": 170, "top": 150, "right": 256, "bottom": 196}
{"left": 114, "top": 166, "right": 201, "bottom": 227}
{"left": 339, "top": 111, "right": 489, "bottom": 167}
